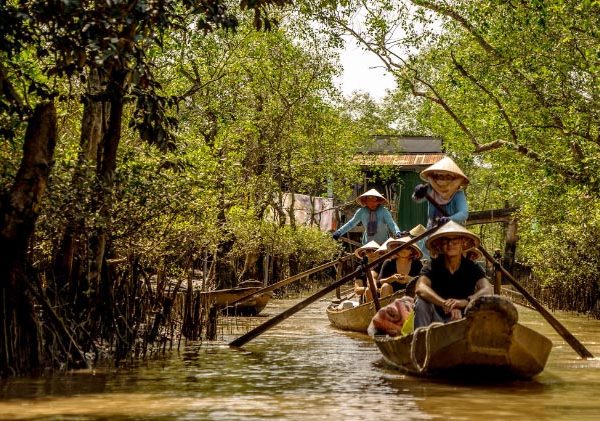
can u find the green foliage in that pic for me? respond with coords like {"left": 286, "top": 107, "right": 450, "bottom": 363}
{"left": 229, "top": 206, "right": 339, "bottom": 266}
{"left": 3, "top": 0, "right": 369, "bottom": 374}
{"left": 305, "top": 0, "right": 600, "bottom": 312}
{"left": 26, "top": 14, "right": 358, "bottom": 288}
{"left": 341, "top": 92, "right": 400, "bottom": 135}
{"left": 159, "top": 19, "right": 364, "bottom": 219}
{"left": 517, "top": 187, "right": 600, "bottom": 315}
{"left": 0, "top": 0, "right": 290, "bottom": 147}
{"left": 403, "top": 2, "right": 600, "bottom": 308}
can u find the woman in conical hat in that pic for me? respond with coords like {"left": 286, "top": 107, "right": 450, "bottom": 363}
{"left": 352, "top": 240, "right": 382, "bottom": 302}
{"left": 413, "top": 156, "right": 469, "bottom": 226}
{"left": 376, "top": 235, "right": 423, "bottom": 299}
{"left": 355, "top": 188, "right": 388, "bottom": 206}
{"left": 421, "top": 157, "right": 469, "bottom": 192}
{"left": 411, "top": 156, "right": 470, "bottom": 259}
{"left": 332, "top": 188, "right": 401, "bottom": 245}
{"left": 425, "top": 221, "right": 480, "bottom": 256}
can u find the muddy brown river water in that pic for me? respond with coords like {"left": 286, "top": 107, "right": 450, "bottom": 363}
{"left": 1, "top": 295, "right": 600, "bottom": 420}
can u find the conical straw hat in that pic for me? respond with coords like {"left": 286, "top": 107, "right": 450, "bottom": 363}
{"left": 420, "top": 157, "right": 469, "bottom": 187}
{"left": 408, "top": 224, "right": 427, "bottom": 237}
{"left": 464, "top": 247, "right": 483, "bottom": 261}
{"left": 376, "top": 236, "right": 423, "bottom": 260}
{"left": 356, "top": 189, "right": 388, "bottom": 206}
{"left": 354, "top": 240, "right": 381, "bottom": 258}
{"left": 425, "top": 221, "right": 480, "bottom": 254}
{"left": 396, "top": 236, "right": 423, "bottom": 260}
{"left": 375, "top": 238, "right": 395, "bottom": 256}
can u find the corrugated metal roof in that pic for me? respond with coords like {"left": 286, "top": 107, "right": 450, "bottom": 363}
{"left": 358, "top": 136, "right": 442, "bottom": 154}
{"left": 353, "top": 153, "right": 446, "bottom": 167}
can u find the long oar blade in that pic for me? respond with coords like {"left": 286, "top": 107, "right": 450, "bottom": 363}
{"left": 229, "top": 267, "right": 362, "bottom": 347}
{"left": 424, "top": 191, "right": 593, "bottom": 359}
{"left": 478, "top": 246, "right": 593, "bottom": 359}
{"left": 229, "top": 225, "right": 442, "bottom": 348}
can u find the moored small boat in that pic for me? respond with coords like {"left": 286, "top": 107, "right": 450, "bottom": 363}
{"left": 371, "top": 295, "right": 552, "bottom": 379}
{"left": 326, "top": 291, "right": 403, "bottom": 333}
{"left": 200, "top": 280, "right": 272, "bottom": 316}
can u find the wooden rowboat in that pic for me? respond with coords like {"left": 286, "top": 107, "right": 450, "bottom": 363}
{"left": 200, "top": 280, "right": 272, "bottom": 316}
{"left": 371, "top": 295, "right": 552, "bottom": 379}
{"left": 326, "top": 291, "right": 403, "bottom": 333}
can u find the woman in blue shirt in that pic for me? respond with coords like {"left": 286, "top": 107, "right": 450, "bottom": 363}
{"left": 332, "top": 189, "right": 401, "bottom": 245}
{"left": 412, "top": 156, "right": 470, "bottom": 259}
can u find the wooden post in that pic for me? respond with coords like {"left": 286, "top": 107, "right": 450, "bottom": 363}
{"left": 263, "top": 253, "right": 269, "bottom": 287}
{"left": 494, "top": 268, "right": 502, "bottom": 295}
{"left": 202, "top": 249, "right": 207, "bottom": 292}
{"left": 335, "top": 263, "right": 341, "bottom": 299}
{"left": 504, "top": 218, "right": 518, "bottom": 272}
{"left": 206, "top": 305, "right": 218, "bottom": 340}
{"left": 364, "top": 258, "right": 381, "bottom": 311}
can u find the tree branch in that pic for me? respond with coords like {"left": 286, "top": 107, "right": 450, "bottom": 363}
{"left": 450, "top": 50, "right": 518, "bottom": 143}
{"left": 410, "top": 0, "right": 568, "bottom": 135}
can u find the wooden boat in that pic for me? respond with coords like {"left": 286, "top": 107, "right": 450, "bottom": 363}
{"left": 326, "top": 291, "right": 404, "bottom": 333}
{"left": 200, "top": 280, "right": 272, "bottom": 316}
{"left": 371, "top": 295, "right": 552, "bottom": 379}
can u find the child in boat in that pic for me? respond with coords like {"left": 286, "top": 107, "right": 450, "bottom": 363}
{"left": 375, "top": 235, "right": 423, "bottom": 299}
{"left": 332, "top": 189, "right": 401, "bottom": 245}
{"left": 412, "top": 156, "right": 469, "bottom": 260}
{"left": 413, "top": 221, "right": 493, "bottom": 329}
{"left": 352, "top": 240, "right": 381, "bottom": 303}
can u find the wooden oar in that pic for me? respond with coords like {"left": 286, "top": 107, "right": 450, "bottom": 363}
{"left": 341, "top": 236, "right": 362, "bottom": 247}
{"left": 363, "top": 256, "right": 381, "bottom": 311}
{"left": 424, "top": 192, "right": 594, "bottom": 359}
{"left": 227, "top": 254, "right": 355, "bottom": 308}
{"left": 229, "top": 267, "right": 363, "bottom": 347}
{"left": 477, "top": 246, "right": 593, "bottom": 358}
{"left": 229, "top": 225, "right": 443, "bottom": 347}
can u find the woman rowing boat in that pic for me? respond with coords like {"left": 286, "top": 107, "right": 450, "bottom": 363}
{"left": 332, "top": 189, "right": 401, "bottom": 245}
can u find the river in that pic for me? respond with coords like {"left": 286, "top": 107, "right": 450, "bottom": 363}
{"left": 1, "top": 296, "right": 600, "bottom": 420}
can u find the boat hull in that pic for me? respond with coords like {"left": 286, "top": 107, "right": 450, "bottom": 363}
{"left": 326, "top": 292, "right": 403, "bottom": 333}
{"left": 373, "top": 295, "right": 552, "bottom": 379}
{"left": 200, "top": 285, "right": 272, "bottom": 316}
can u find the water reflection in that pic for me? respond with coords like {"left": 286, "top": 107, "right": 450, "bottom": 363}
{"left": 1, "top": 297, "right": 600, "bottom": 420}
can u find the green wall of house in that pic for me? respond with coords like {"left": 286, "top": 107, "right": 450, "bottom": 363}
{"left": 394, "top": 171, "right": 428, "bottom": 231}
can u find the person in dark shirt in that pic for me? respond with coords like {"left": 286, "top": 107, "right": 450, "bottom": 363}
{"left": 377, "top": 236, "right": 423, "bottom": 299}
{"left": 414, "top": 221, "right": 493, "bottom": 329}
{"left": 352, "top": 240, "right": 381, "bottom": 303}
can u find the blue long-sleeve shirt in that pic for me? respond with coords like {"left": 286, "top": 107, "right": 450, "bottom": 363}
{"left": 414, "top": 188, "right": 468, "bottom": 227}
{"left": 334, "top": 206, "right": 400, "bottom": 245}
{"left": 413, "top": 187, "right": 469, "bottom": 259}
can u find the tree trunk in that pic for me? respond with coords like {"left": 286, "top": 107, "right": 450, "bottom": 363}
{"left": 0, "top": 101, "right": 57, "bottom": 376}
{"left": 53, "top": 69, "right": 104, "bottom": 310}
{"left": 89, "top": 72, "right": 125, "bottom": 337}
{"left": 214, "top": 147, "right": 236, "bottom": 289}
